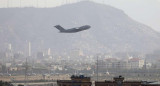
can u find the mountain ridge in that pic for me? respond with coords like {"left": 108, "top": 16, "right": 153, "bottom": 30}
{"left": 0, "top": 1, "right": 160, "bottom": 54}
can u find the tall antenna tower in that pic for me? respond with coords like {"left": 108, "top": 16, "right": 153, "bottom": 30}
{"left": 28, "top": 42, "right": 31, "bottom": 57}
{"left": 48, "top": 48, "right": 51, "bottom": 55}
{"left": 8, "top": 43, "right": 12, "bottom": 50}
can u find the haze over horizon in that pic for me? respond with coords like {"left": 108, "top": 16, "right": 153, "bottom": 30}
{"left": 0, "top": 0, "right": 159, "bottom": 32}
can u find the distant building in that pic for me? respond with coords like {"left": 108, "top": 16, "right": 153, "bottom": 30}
{"left": 69, "top": 49, "right": 84, "bottom": 59}
{"left": 47, "top": 48, "right": 51, "bottom": 56}
{"left": 105, "top": 58, "right": 130, "bottom": 69}
{"left": 112, "top": 61, "right": 130, "bottom": 69}
{"left": 155, "top": 59, "right": 160, "bottom": 69}
{"left": 6, "top": 63, "right": 11, "bottom": 68}
{"left": 128, "top": 58, "right": 144, "bottom": 69}
{"left": 9, "top": 66, "right": 17, "bottom": 71}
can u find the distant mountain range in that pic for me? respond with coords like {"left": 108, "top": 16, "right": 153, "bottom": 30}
{"left": 0, "top": 1, "right": 160, "bottom": 54}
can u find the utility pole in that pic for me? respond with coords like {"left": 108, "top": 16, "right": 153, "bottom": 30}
{"left": 25, "top": 57, "right": 28, "bottom": 85}
{"left": 97, "top": 55, "right": 99, "bottom": 81}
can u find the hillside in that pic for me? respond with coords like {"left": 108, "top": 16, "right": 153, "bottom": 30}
{"left": 0, "top": 1, "right": 160, "bottom": 54}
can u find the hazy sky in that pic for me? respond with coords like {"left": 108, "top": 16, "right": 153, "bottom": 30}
{"left": 0, "top": 0, "right": 159, "bottom": 31}
{"left": 99, "top": 0, "right": 160, "bottom": 32}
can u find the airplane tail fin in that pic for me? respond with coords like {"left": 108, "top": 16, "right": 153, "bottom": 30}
{"left": 54, "top": 25, "right": 65, "bottom": 32}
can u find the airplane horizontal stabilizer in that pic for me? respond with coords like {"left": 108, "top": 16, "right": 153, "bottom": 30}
{"left": 54, "top": 25, "right": 65, "bottom": 31}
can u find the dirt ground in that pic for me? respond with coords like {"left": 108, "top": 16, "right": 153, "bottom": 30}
{"left": 0, "top": 74, "right": 70, "bottom": 82}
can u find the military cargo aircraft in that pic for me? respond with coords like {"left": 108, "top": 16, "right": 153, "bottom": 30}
{"left": 54, "top": 25, "right": 90, "bottom": 33}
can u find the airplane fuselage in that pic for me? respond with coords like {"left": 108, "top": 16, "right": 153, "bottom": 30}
{"left": 55, "top": 25, "right": 90, "bottom": 33}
